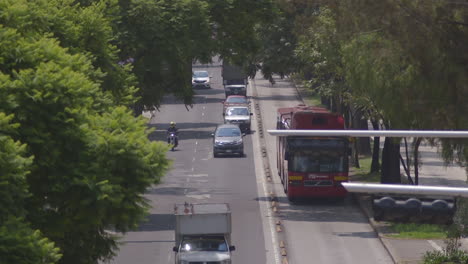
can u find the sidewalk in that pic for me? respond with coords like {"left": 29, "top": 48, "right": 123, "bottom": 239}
{"left": 289, "top": 76, "right": 468, "bottom": 264}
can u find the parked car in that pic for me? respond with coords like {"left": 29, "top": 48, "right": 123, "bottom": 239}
{"left": 223, "top": 106, "right": 253, "bottom": 133}
{"left": 192, "top": 70, "right": 211, "bottom": 89}
{"left": 212, "top": 124, "right": 245, "bottom": 157}
{"left": 222, "top": 95, "right": 249, "bottom": 111}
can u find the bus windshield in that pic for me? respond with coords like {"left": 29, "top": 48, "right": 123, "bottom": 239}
{"left": 289, "top": 150, "right": 346, "bottom": 173}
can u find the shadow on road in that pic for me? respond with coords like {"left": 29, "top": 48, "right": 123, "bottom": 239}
{"left": 255, "top": 195, "right": 371, "bottom": 226}
{"left": 135, "top": 213, "right": 175, "bottom": 232}
{"left": 149, "top": 130, "right": 215, "bottom": 142}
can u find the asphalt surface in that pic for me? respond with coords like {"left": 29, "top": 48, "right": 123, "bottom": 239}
{"left": 110, "top": 62, "right": 269, "bottom": 264}
{"left": 109, "top": 62, "right": 468, "bottom": 264}
{"left": 251, "top": 76, "right": 394, "bottom": 264}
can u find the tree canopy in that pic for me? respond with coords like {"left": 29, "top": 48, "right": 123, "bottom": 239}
{"left": 0, "top": 0, "right": 277, "bottom": 263}
{"left": 256, "top": 0, "right": 468, "bottom": 182}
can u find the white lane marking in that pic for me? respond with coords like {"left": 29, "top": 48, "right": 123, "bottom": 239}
{"left": 192, "top": 157, "right": 196, "bottom": 162}
{"left": 186, "top": 194, "right": 211, "bottom": 199}
{"left": 428, "top": 240, "right": 443, "bottom": 251}
{"left": 190, "top": 174, "right": 209, "bottom": 177}
{"left": 167, "top": 251, "right": 172, "bottom": 264}
{"left": 202, "top": 113, "right": 204, "bottom": 116}
{"left": 203, "top": 106, "right": 205, "bottom": 109}
{"left": 196, "top": 141, "right": 198, "bottom": 145}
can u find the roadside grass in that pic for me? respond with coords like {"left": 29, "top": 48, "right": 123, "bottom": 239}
{"left": 387, "top": 223, "right": 449, "bottom": 239}
{"left": 354, "top": 155, "right": 451, "bottom": 239}
{"left": 350, "top": 155, "right": 380, "bottom": 182}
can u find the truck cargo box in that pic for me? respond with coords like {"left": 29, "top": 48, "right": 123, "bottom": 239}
{"left": 174, "top": 203, "right": 232, "bottom": 244}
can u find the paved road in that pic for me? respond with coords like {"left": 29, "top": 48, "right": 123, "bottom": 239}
{"left": 110, "top": 65, "right": 468, "bottom": 264}
{"left": 110, "top": 63, "right": 271, "bottom": 264}
{"left": 251, "top": 76, "right": 394, "bottom": 264}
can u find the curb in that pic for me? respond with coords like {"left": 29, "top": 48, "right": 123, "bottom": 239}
{"left": 251, "top": 77, "right": 289, "bottom": 264}
{"left": 353, "top": 194, "right": 398, "bottom": 264}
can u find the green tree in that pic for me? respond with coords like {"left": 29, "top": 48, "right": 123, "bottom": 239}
{"left": 0, "top": 5, "right": 171, "bottom": 264}
{"left": 0, "top": 113, "right": 62, "bottom": 263}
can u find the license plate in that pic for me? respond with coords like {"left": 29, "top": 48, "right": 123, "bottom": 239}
{"left": 226, "top": 149, "right": 232, "bottom": 153}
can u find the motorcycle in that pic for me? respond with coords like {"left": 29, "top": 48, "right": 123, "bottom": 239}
{"left": 168, "top": 132, "right": 178, "bottom": 151}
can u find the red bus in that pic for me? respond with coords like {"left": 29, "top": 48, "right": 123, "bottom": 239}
{"left": 276, "top": 104, "right": 349, "bottom": 200}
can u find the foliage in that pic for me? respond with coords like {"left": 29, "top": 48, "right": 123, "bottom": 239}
{"left": 0, "top": 112, "right": 61, "bottom": 263}
{"left": 269, "top": 0, "right": 468, "bottom": 180}
{"left": 0, "top": 0, "right": 138, "bottom": 106}
{"left": 0, "top": 1, "right": 171, "bottom": 263}
{"left": 115, "top": 0, "right": 275, "bottom": 109}
{"left": 423, "top": 244, "right": 468, "bottom": 264}
{"left": 254, "top": 6, "right": 297, "bottom": 81}
{"left": 0, "top": 217, "right": 62, "bottom": 264}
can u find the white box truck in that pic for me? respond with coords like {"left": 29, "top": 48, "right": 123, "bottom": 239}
{"left": 173, "top": 203, "right": 236, "bottom": 264}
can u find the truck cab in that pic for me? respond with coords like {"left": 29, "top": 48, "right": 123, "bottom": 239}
{"left": 173, "top": 203, "right": 235, "bottom": 264}
{"left": 173, "top": 235, "right": 235, "bottom": 263}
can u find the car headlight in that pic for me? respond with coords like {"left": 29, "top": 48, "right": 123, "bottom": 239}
{"left": 234, "top": 139, "right": 242, "bottom": 144}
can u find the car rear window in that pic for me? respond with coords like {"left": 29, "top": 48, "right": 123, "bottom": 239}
{"left": 226, "top": 108, "right": 249, "bottom": 116}
{"left": 216, "top": 128, "right": 241, "bottom": 137}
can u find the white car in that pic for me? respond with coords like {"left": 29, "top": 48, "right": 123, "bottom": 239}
{"left": 223, "top": 106, "right": 253, "bottom": 133}
{"left": 192, "top": 70, "right": 211, "bottom": 89}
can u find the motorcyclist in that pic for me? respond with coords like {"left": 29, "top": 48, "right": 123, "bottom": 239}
{"left": 167, "top": 121, "right": 178, "bottom": 146}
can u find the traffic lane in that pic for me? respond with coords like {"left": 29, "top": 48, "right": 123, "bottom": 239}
{"left": 111, "top": 96, "right": 210, "bottom": 264}
{"left": 113, "top": 66, "right": 266, "bottom": 264}
{"left": 252, "top": 76, "right": 393, "bottom": 264}
{"left": 192, "top": 135, "right": 267, "bottom": 264}
{"left": 198, "top": 83, "right": 267, "bottom": 264}
{"left": 111, "top": 79, "right": 217, "bottom": 264}
{"left": 278, "top": 200, "right": 393, "bottom": 264}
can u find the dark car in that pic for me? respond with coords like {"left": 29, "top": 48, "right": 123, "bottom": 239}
{"left": 212, "top": 124, "right": 245, "bottom": 157}
{"left": 222, "top": 95, "right": 249, "bottom": 111}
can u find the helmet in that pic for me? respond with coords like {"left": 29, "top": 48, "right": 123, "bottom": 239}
{"left": 170, "top": 121, "right": 176, "bottom": 127}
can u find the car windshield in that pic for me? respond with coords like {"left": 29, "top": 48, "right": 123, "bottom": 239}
{"left": 180, "top": 237, "right": 228, "bottom": 252}
{"left": 193, "top": 71, "right": 209, "bottom": 78}
{"left": 226, "top": 97, "right": 247, "bottom": 104}
{"left": 290, "top": 150, "right": 346, "bottom": 173}
{"left": 226, "top": 108, "right": 249, "bottom": 116}
{"left": 216, "top": 127, "right": 241, "bottom": 137}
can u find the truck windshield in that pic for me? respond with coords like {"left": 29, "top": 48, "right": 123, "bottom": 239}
{"left": 290, "top": 150, "right": 346, "bottom": 173}
{"left": 180, "top": 237, "right": 228, "bottom": 252}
